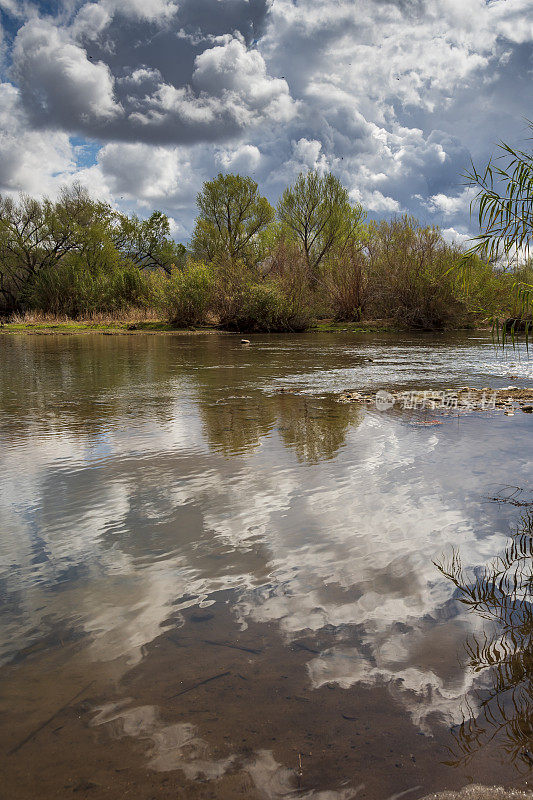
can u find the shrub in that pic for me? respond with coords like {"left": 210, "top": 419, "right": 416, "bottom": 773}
{"left": 150, "top": 260, "right": 214, "bottom": 326}
{"left": 27, "top": 255, "right": 148, "bottom": 317}
{"left": 321, "top": 240, "right": 368, "bottom": 321}
{"left": 366, "top": 216, "right": 470, "bottom": 329}
{"left": 213, "top": 258, "right": 312, "bottom": 332}
{"left": 224, "top": 281, "right": 311, "bottom": 332}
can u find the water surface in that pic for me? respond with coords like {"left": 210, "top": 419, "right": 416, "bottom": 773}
{"left": 1, "top": 331, "right": 532, "bottom": 800}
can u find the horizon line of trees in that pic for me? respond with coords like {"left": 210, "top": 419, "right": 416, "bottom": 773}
{"left": 0, "top": 170, "right": 531, "bottom": 331}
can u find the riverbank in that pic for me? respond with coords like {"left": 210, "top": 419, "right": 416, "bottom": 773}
{"left": 0, "top": 317, "right": 485, "bottom": 336}
{"left": 0, "top": 318, "right": 399, "bottom": 335}
{"left": 0, "top": 320, "right": 215, "bottom": 335}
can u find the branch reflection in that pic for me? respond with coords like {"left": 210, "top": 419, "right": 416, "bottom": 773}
{"left": 437, "top": 494, "right": 533, "bottom": 770}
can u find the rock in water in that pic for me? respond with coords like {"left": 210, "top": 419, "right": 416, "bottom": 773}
{"left": 421, "top": 786, "right": 533, "bottom": 800}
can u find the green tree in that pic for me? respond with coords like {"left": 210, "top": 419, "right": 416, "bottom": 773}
{"left": 191, "top": 173, "right": 274, "bottom": 266}
{"left": 276, "top": 171, "right": 366, "bottom": 281}
{"left": 113, "top": 210, "right": 186, "bottom": 274}
{"left": 0, "top": 184, "right": 182, "bottom": 315}
{"left": 0, "top": 183, "right": 107, "bottom": 313}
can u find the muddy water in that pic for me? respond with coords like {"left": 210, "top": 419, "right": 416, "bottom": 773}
{"left": 0, "top": 331, "right": 532, "bottom": 800}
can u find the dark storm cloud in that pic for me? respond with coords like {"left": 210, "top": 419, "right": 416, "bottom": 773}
{"left": 80, "top": 0, "right": 272, "bottom": 88}
{"left": 173, "top": 0, "right": 272, "bottom": 42}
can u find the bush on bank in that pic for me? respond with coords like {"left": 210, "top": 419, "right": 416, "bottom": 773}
{"left": 149, "top": 261, "right": 215, "bottom": 327}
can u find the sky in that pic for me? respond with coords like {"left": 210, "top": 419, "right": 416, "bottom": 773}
{"left": 0, "top": 0, "right": 532, "bottom": 244}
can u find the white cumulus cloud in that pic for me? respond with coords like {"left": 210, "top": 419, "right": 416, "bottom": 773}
{"left": 12, "top": 18, "right": 121, "bottom": 126}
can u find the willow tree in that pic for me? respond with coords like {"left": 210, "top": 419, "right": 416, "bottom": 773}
{"left": 465, "top": 122, "right": 533, "bottom": 318}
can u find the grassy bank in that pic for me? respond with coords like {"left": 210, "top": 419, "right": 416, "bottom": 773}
{"left": 0, "top": 318, "right": 209, "bottom": 335}
{"left": 0, "top": 313, "right": 480, "bottom": 335}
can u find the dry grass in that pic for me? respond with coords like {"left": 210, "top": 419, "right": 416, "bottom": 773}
{"left": 9, "top": 307, "right": 162, "bottom": 325}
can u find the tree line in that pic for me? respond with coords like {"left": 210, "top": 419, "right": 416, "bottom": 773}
{"left": 0, "top": 169, "right": 530, "bottom": 331}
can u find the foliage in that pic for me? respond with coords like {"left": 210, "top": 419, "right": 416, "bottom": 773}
{"left": 464, "top": 122, "right": 533, "bottom": 325}
{"left": 0, "top": 184, "right": 105, "bottom": 313}
{"left": 0, "top": 183, "right": 178, "bottom": 316}
{"left": 28, "top": 254, "right": 147, "bottom": 317}
{"left": 191, "top": 173, "right": 274, "bottom": 266}
{"left": 149, "top": 260, "right": 214, "bottom": 327}
{"left": 0, "top": 174, "right": 525, "bottom": 330}
{"left": 321, "top": 237, "right": 369, "bottom": 321}
{"left": 277, "top": 171, "right": 366, "bottom": 281}
{"left": 113, "top": 211, "right": 185, "bottom": 274}
{"left": 213, "top": 258, "right": 313, "bottom": 332}
{"left": 365, "top": 216, "right": 470, "bottom": 329}
{"left": 227, "top": 282, "right": 308, "bottom": 332}
{"left": 465, "top": 122, "right": 533, "bottom": 262}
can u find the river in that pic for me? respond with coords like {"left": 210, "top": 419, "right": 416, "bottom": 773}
{"left": 0, "top": 331, "right": 532, "bottom": 799}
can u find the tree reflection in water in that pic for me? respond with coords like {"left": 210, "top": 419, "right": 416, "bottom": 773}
{"left": 436, "top": 490, "right": 533, "bottom": 771}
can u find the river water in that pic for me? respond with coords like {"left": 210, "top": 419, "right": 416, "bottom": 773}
{"left": 0, "top": 331, "right": 532, "bottom": 800}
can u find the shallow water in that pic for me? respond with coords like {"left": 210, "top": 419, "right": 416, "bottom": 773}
{"left": 0, "top": 331, "right": 532, "bottom": 800}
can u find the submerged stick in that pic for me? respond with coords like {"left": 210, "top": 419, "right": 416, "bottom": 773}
{"left": 8, "top": 681, "right": 95, "bottom": 756}
{"left": 291, "top": 642, "right": 320, "bottom": 655}
{"left": 168, "top": 671, "right": 231, "bottom": 700}
{"left": 203, "top": 639, "right": 262, "bottom": 655}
